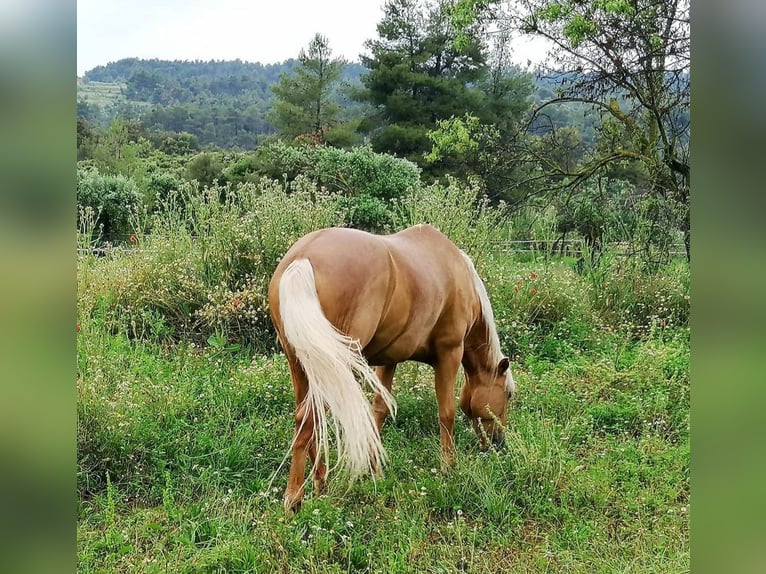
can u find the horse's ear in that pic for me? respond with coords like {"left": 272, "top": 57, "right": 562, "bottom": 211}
{"left": 498, "top": 357, "right": 510, "bottom": 375}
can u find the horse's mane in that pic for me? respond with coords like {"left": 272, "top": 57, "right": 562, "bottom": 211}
{"left": 460, "top": 251, "right": 503, "bottom": 368}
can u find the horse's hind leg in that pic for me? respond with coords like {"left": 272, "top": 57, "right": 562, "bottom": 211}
{"left": 371, "top": 364, "right": 396, "bottom": 474}
{"left": 373, "top": 364, "right": 396, "bottom": 432}
{"left": 284, "top": 357, "right": 326, "bottom": 513}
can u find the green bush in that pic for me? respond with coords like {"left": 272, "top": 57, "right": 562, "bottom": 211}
{"left": 591, "top": 257, "right": 690, "bottom": 337}
{"left": 145, "top": 171, "right": 183, "bottom": 209}
{"left": 250, "top": 142, "right": 421, "bottom": 217}
{"left": 390, "top": 177, "right": 507, "bottom": 268}
{"left": 79, "top": 177, "right": 343, "bottom": 349}
{"left": 312, "top": 144, "right": 421, "bottom": 201}
{"left": 184, "top": 152, "right": 226, "bottom": 187}
{"left": 249, "top": 141, "right": 315, "bottom": 183}
{"left": 338, "top": 194, "right": 391, "bottom": 232}
{"left": 77, "top": 167, "right": 142, "bottom": 243}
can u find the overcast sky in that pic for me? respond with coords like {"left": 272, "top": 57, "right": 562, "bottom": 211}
{"left": 77, "top": 0, "right": 387, "bottom": 75}
{"left": 77, "top": 0, "right": 549, "bottom": 76}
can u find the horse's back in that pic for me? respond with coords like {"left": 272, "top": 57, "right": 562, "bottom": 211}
{"left": 270, "top": 225, "right": 476, "bottom": 364}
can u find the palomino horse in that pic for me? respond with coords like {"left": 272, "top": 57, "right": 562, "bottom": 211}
{"left": 268, "top": 224, "right": 516, "bottom": 512}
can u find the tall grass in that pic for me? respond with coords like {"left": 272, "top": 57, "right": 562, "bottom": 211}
{"left": 77, "top": 177, "right": 689, "bottom": 572}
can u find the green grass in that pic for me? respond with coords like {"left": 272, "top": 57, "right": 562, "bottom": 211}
{"left": 77, "top": 313, "right": 689, "bottom": 572}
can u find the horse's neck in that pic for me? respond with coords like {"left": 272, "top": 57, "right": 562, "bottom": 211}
{"left": 462, "top": 317, "right": 496, "bottom": 377}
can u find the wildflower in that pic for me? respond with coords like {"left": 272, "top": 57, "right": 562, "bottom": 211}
{"left": 530, "top": 288, "right": 537, "bottom": 295}
{"left": 129, "top": 235, "right": 136, "bottom": 244}
{"left": 530, "top": 272, "right": 537, "bottom": 280}
{"left": 76, "top": 323, "right": 80, "bottom": 333}
{"left": 513, "top": 286, "right": 519, "bottom": 293}
{"left": 660, "top": 319, "right": 667, "bottom": 328}
{"left": 232, "top": 298, "right": 242, "bottom": 309}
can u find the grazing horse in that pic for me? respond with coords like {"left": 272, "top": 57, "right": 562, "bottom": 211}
{"left": 268, "top": 224, "right": 516, "bottom": 512}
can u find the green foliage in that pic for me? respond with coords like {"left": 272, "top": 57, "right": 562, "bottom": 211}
{"left": 184, "top": 152, "right": 226, "bottom": 187}
{"left": 391, "top": 177, "right": 507, "bottom": 267}
{"left": 425, "top": 114, "right": 484, "bottom": 163}
{"left": 77, "top": 167, "right": 142, "bottom": 243}
{"left": 337, "top": 194, "right": 391, "bottom": 233}
{"left": 78, "top": 178, "right": 343, "bottom": 349}
{"left": 145, "top": 171, "right": 183, "bottom": 208}
{"left": 311, "top": 144, "right": 421, "bottom": 200}
{"left": 358, "top": 0, "right": 488, "bottom": 168}
{"left": 249, "top": 142, "right": 421, "bottom": 231}
{"left": 268, "top": 34, "right": 346, "bottom": 142}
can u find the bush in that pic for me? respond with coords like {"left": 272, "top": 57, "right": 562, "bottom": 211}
{"left": 312, "top": 144, "right": 421, "bottom": 201}
{"left": 184, "top": 152, "right": 226, "bottom": 187}
{"left": 145, "top": 171, "right": 183, "bottom": 209}
{"left": 338, "top": 194, "right": 391, "bottom": 232}
{"left": 79, "top": 177, "right": 343, "bottom": 349}
{"left": 77, "top": 167, "right": 142, "bottom": 243}
{"left": 390, "top": 176, "right": 507, "bottom": 268}
{"left": 250, "top": 142, "right": 421, "bottom": 225}
{"left": 592, "top": 257, "right": 690, "bottom": 337}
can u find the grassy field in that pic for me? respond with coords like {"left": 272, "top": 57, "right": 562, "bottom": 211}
{"left": 77, "top": 81, "right": 127, "bottom": 109}
{"left": 77, "top": 244, "right": 689, "bottom": 572}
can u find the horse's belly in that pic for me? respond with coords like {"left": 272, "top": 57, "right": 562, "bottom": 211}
{"left": 362, "top": 319, "right": 438, "bottom": 366}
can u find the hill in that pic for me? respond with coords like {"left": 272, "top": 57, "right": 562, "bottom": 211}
{"left": 78, "top": 58, "right": 367, "bottom": 149}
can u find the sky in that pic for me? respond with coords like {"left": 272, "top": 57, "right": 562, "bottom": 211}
{"left": 77, "top": 0, "right": 386, "bottom": 75}
{"left": 77, "top": 0, "right": 549, "bottom": 76}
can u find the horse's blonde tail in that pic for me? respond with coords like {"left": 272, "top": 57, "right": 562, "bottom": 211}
{"left": 278, "top": 258, "right": 396, "bottom": 478}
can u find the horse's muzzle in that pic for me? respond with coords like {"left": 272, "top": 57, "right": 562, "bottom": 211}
{"left": 491, "top": 430, "right": 506, "bottom": 451}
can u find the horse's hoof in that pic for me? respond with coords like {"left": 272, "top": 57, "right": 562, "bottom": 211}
{"left": 284, "top": 492, "right": 303, "bottom": 515}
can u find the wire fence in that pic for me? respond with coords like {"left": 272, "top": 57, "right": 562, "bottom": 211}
{"left": 490, "top": 239, "right": 688, "bottom": 257}
{"left": 77, "top": 239, "right": 688, "bottom": 259}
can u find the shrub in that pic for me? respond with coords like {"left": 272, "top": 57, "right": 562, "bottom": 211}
{"left": 77, "top": 167, "right": 142, "bottom": 244}
{"left": 591, "top": 256, "right": 690, "bottom": 337}
{"left": 390, "top": 176, "right": 507, "bottom": 268}
{"left": 79, "top": 177, "right": 343, "bottom": 349}
{"left": 249, "top": 141, "right": 314, "bottom": 183}
{"left": 145, "top": 171, "right": 183, "bottom": 209}
{"left": 250, "top": 142, "right": 421, "bottom": 210}
{"left": 312, "top": 144, "right": 421, "bottom": 201}
{"left": 338, "top": 194, "right": 391, "bottom": 232}
{"left": 184, "top": 152, "right": 226, "bottom": 187}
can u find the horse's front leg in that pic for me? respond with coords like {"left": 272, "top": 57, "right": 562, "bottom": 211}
{"left": 434, "top": 346, "right": 462, "bottom": 470}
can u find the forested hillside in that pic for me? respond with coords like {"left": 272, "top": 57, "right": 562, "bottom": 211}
{"left": 77, "top": 58, "right": 609, "bottom": 151}
{"left": 78, "top": 58, "right": 368, "bottom": 149}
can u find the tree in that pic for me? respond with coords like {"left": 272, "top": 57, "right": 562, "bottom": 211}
{"left": 268, "top": 34, "right": 346, "bottom": 144}
{"left": 425, "top": 29, "right": 535, "bottom": 201}
{"left": 452, "top": 0, "right": 691, "bottom": 262}
{"left": 358, "top": 0, "right": 488, "bottom": 170}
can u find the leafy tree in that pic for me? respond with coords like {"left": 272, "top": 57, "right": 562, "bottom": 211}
{"left": 452, "top": 0, "right": 690, "bottom": 262}
{"left": 358, "top": 0, "right": 488, "bottom": 170}
{"left": 425, "top": 31, "right": 535, "bottom": 201}
{"left": 268, "top": 34, "right": 347, "bottom": 144}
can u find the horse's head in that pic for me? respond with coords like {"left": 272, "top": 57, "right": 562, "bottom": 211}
{"left": 459, "top": 357, "right": 516, "bottom": 450}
